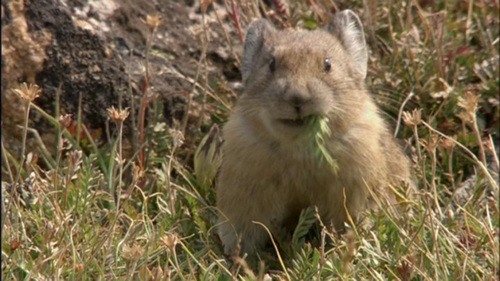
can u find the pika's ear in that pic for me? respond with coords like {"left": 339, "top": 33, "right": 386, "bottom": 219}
{"left": 328, "top": 10, "right": 368, "bottom": 79}
{"left": 241, "top": 19, "right": 275, "bottom": 84}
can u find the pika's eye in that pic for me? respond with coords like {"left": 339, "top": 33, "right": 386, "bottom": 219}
{"left": 324, "top": 58, "right": 331, "bottom": 72}
{"left": 269, "top": 57, "right": 276, "bottom": 72}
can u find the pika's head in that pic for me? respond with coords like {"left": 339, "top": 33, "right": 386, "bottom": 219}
{"left": 238, "top": 10, "right": 370, "bottom": 142}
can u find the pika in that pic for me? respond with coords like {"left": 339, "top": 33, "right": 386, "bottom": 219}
{"left": 216, "top": 10, "right": 411, "bottom": 256}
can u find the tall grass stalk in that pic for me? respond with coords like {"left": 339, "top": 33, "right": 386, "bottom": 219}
{"left": 3, "top": 83, "right": 40, "bottom": 234}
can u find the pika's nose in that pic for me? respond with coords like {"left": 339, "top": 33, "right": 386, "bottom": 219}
{"left": 285, "top": 92, "right": 311, "bottom": 115}
{"left": 289, "top": 95, "right": 306, "bottom": 114}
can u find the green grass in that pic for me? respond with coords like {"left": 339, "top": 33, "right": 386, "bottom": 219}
{"left": 305, "top": 115, "right": 339, "bottom": 174}
{"left": 2, "top": 0, "right": 499, "bottom": 280}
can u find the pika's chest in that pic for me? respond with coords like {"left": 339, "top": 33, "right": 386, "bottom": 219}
{"left": 265, "top": 143, "right": 338, "bottom": 189}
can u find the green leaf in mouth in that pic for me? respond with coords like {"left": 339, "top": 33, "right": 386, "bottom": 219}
{"left": 305, "top": 115, "right": 339, "bottom": 174}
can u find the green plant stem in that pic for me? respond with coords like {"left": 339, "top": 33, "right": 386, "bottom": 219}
{"left": 17, "top": 102, "right": 31, "bottom": 180}
{"left": 471, "top": 115, "right": 487, "bottom": 167}
{"left": 253, "top": 221, "right": 291, "bottom": 281}
{"left": 109, "top": 119, "right": 125, "bottom": 266}
{"left": 127, "top": 51, "right": 138, "bottom": 152}
{"left": 425, "top": 194, "right": 447, "bottom": 280}
{"left": 2, "top": 101, "right": 31, "bottom": 234}
{"left": 167, "top": 141, "right": 179, "bottom": 216}
{"left": 115, "top": 120, "right": 124, "bottom": 212}
{"left": 394, "top": 90, "right": 414, "bottom": 137}
{"left": 429, "top": 140, "right": 443, "bottom": 219}
{"left": 138, "top": 22, "right": 157, "bottom": 168}
{"left": 413, "top": 124, "right": 422, "bottom": 161}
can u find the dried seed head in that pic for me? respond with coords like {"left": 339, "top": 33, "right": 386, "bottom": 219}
{"left": 145, "top": 14, "right": 161, "bottom": 31}
{"left": 169, "top": 129, "right": 184, "bottom": 147}
{"left": 440, "top": 136, "right": 456, "bottom": 151}
{"left": 121, "top": 243, "right": 145, "bottom": 261}
{"left": 431, "top": 78, "right": 453, "bottom": 99}
{"left": 402, "top": 109, "right": 422, "bottom": 126}
{"left": 11, "top": 82, "right": 41, "bottom": 102}
{"left": 457, "top": 91, "right": 480, "bottom": 124}
{"left": 58, "top": 114, "right": 73, "bottom": 129}
{"left": 132, "top": 162, "right": 145, "bottom": 181}
{"left": 200, "top": 0, "right": 214, "bottom": 13}
{"left": 457, "top": 91, "right": 479, "bottom": 114}
{"left": 107, "top": 106, "right": 130, "bottom": 122}
{"left": 456, "top": 111, "right": 472, "bottom": 124}
{"left": 161, "top": 233, "right": 180, "bottom": 252}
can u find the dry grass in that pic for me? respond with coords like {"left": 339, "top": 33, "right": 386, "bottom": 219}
{"left": 2, "top": 0, "right": 499, "bottom": 280}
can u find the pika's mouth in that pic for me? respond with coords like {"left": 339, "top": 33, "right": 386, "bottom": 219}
{"left": 278, "top": 118, "right": 306, "bottom": 127}
{"left": 277, "top": 116, "right": 313, "bottom": 127}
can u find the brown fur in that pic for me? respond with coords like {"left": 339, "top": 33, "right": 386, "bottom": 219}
{"left": 216, "top": 10, "right": 411, "bottom": 256}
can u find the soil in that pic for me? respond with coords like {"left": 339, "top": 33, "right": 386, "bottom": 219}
{"left": 1, "top": 0, "right": 241, "bottom": 158}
